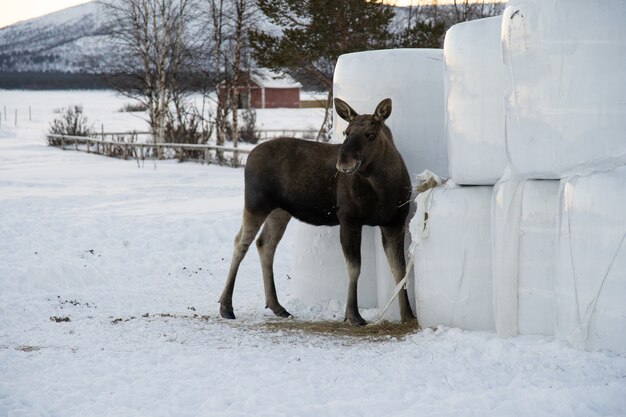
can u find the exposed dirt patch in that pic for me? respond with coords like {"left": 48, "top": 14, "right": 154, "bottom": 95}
{"left": 258, "top": 319, "right": 421, "bottom": 342}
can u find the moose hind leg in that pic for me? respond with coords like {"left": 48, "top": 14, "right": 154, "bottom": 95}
{"left": 219, "top": 208, "right": 266, "bottom": 319}
{"left": 381, "top": 225, "right": 417, "bottom": 323}
{"left": 256, "top": 209, "right": 292, "bottom": 318}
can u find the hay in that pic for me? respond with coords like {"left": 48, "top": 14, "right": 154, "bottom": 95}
{"left": 259, "top": 319, "right": 420, "bottom": 342}
{"left": 415, "top": 176, "right": 439, "bottom": 194}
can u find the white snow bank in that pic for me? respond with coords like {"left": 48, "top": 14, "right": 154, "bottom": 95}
{"left": 492, "top": 172, "right": 559, "bottom": 337}
{"left": 556, "top": 166, "right": 626, "bottom": 352}
{"left": 444, "top": 16, "right": 506, "bottom": 185}
{"left": 503, "top": 0, "right": 626, "bottom": 178}
{"left": 411, "top": 185, "right": 495, "bottom": 331}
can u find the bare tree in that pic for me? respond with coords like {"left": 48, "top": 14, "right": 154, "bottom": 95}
{"left": 203, "top": 0, "right": 257, "bottom": 158}
{"left": 100, "top": 0, "right": 198, "bottom": 152}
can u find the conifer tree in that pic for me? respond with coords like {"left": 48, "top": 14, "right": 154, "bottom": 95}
{"left": 250, "top": 0, "right": 395, "bottom": 140}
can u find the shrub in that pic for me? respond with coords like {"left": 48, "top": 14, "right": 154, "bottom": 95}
{"left": 119, "top": 102, "right": 148, "bottom": 113}
{"left": 238, "top": 108, "right": 259, "bottom": 144}
{"left": 47, "top": 105, "right": 94, "bottom": 146}
{"left": 165, "top": 108, "right": 214, "bottom": 161}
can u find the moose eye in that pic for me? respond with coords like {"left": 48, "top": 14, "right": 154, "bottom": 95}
{"left": 368, "top": 132, "right": 376, "bottom": 141}
{"left": 342, "top": 130, "right": 347, "bottom": 137}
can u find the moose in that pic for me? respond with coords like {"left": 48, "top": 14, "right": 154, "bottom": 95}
{"left": 219, "top": 98, "right": 416, "bottom": 325}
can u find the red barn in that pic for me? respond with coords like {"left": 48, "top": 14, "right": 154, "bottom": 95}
{"left": 221, "top": 69, "right": 302, "bottom": 109}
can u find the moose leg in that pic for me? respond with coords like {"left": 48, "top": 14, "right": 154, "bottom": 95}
{"left": 340, "top": 223, "right": 366, "bottom": 326}
{"left": 381, "top": 225, "right": 417, "bottom": 323}
{"left": 256, "top": 208, "right": 292, "bottom": 318}
{"left": 219, "top": 208, "right": 267, "bottom": 319}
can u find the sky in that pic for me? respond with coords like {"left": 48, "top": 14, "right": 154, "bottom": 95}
{"left": 0, "top": 0, "right": 92, "bottom": 29}
{"left": 0, "top": 0, "right": 507, "bottom": 29}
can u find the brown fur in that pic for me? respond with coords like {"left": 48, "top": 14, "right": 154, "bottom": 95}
{"left": 219, "top": 98, "right": 416, "bottom": 325}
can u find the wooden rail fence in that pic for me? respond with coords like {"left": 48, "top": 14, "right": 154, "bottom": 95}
{"left": 46, "top": 134, "right": 251, "bottom": 167}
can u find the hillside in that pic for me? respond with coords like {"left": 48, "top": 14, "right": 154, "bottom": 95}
{"left": 0, "top": 2, "right": 108, "bottom": 73}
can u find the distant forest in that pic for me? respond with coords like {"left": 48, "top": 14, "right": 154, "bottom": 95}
{"left": 0, "top": 72, "right": 112, "bottom": 90}
{"left": 0, "top": 70, "right": 329, "bottom": 91}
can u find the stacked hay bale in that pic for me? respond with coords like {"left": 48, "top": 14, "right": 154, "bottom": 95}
{"left": 292, "top": 49, "right": 447, "bottom": 318}
{"left": 292, "top": 0, "right": 626, "bottom": 352}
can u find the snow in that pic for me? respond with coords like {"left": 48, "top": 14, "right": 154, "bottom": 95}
{"left": 1, "top": 89, "right": 626, "bottom": 416}
{"left": 251, "top": 69, "right": 302, "bottom": 89}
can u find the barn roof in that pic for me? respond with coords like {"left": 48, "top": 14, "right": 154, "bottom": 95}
{"left": 251, "top": 69, "right": 302, "bottom": 89}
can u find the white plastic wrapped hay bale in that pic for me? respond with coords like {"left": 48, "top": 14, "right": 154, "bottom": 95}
{"left": 444, "top": 16, "right": 506, "bottom": 185}
{"left": 291, "top": 224, "right": 378, "bottom": 311}
{"left": 503, "top": 0, "right": 626, "bottom": 178}
{"left": 555, "top": 166, "right": 626, "bottom": 352}
{"left": 410, "top": 184, "right": 494, "bottom": 331}
{"left": 492, "top": 172, "right": 559, "bottom": 337}
{"left": 333, "top": 48, "right": 448, "bottom": 178}
{"left": 292, "top": 49, "right": 447, "bottom": 317}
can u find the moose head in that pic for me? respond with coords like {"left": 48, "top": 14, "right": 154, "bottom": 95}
{"left": 334, "top": 98, "right": 392, "bottom": 175}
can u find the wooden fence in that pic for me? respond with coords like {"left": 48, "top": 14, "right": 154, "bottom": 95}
{"left": 256, "top": 129, "right": 319, "bottom": 140}
{"left": 46, "top": 134, "right": 251, "bottom": 167}
{"left": 95, "top": 129, "right": 319, "bottom": 142}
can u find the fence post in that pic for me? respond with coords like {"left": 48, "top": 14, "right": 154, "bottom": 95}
{"left": 14, "top": 109, "right": 17, "bottom": 127}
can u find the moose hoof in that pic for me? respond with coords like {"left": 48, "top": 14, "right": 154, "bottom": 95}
{"left": 345, "top": 315, "right": 368, "bottom": 327}
{"left": 276, "top": 309, "right": 293, "bottom": 319}
{"left": 401, "top": 313, "right": 418, "bottom": 324}
{"left": 267, "top": 305, "right": 293, "bottom": 319}
{"left": 219, "top": 305, "right": 236, "bottom": 320}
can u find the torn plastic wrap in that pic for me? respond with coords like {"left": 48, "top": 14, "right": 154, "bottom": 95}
{"left": 333, "top": 48, "right": 448, "bottom": 179}
{"left": 376, "top": 171, "right": 445, "bottom": 321}
{"left": 492, "top": 171, "right": 560, "bottom": 337}
{"left": 556, "top": 166, "right": 626, "bottom": 352}
{"left": 411, "top": 184, "right": 495, "bottom": 331}
{"left": 503, "top": 0, "right": 626, "bottom": 178}
{"left": 291, "top": 224, "right": 378, "bottom": 310}
{"left": 445, "top": 16, "right": 507, "bottom": 185}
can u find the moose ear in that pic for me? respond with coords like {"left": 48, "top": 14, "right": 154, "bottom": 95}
{"left": 373, "top": 98, "right": 392, "bottom": 122}
{"left": 334, "top": 98, "right": 358, "bottom": 122}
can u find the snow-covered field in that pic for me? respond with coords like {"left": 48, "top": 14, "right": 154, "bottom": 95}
{"left": 1, "top": 90, "right": 625, "bottom": 417}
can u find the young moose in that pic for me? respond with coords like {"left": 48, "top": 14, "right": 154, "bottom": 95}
{"left": 219, "top": 98, "right": 416, "bottom": 325}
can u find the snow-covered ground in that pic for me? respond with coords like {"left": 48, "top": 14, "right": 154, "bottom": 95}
{"left": 1, "top": 90, "right": 625, "bottom": 417}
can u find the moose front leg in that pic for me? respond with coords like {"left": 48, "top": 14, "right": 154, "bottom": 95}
{"left": 381, "top": 224, "right": 417, "bottom": 324}
{"left": 340, "top": 222, "right": 366, "bottom": 326}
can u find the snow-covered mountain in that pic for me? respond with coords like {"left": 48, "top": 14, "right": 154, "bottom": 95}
{"left": 0, "top": 1, "right": 411, "bottom": 75}
{"left": 0, "top": 1, "right": 489, "bottom": 76}
{"left": 0, "top": 1, "right": 109, "bottom": 73}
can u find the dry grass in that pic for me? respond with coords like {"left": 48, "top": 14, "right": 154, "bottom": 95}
{"left": 259, "top": 319, "right": 421, "bottom": 342}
